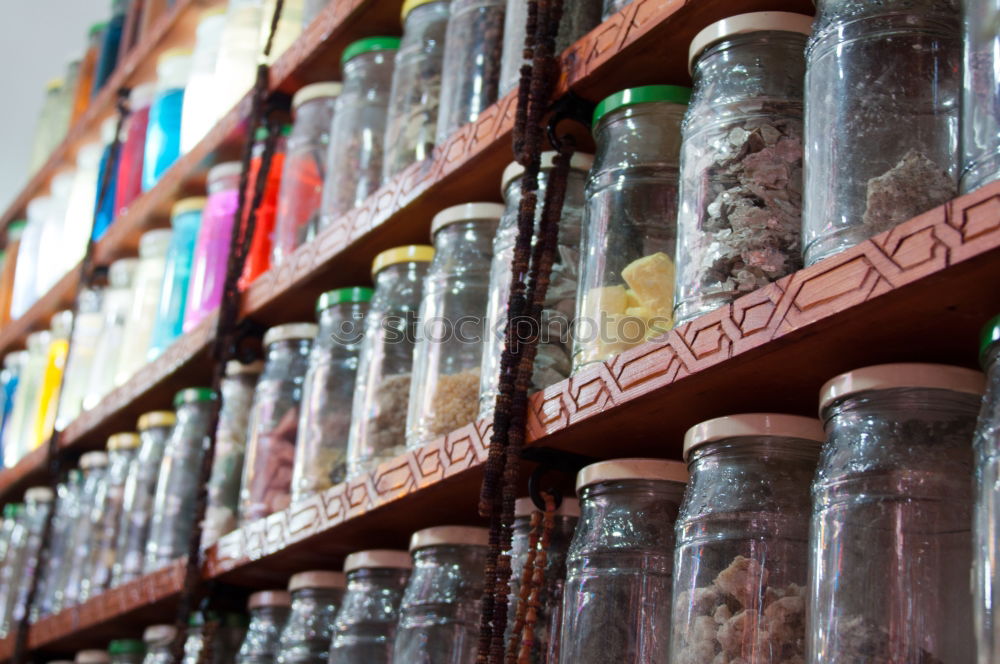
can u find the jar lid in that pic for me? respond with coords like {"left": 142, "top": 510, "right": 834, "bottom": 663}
{"left": 225, "top": 360, "right": 265, "bottom": 376}
{"left": 89, "top": 21, "right": 108, "bottom": 36}
{"left": 173, "top": 387, "right": 218, "bottom": 407}
{"left": 107, "top": 432, "right": 141, "bottom": 450}
{"left": 199, "top": 6, "right": 226, "bottom": 20}
{"left": 288, "top": 570, "right": 347, "bottom": 591}
{"left": 254, "top": 125, "right": 292, "bottom": 141}
{"left": 593, "top": 85, "right": 692, "bottom": 127}
{"left": 75, "top": 651, "right": 109, "bottom": 664}
{"left": 264, "top": 322, "right": 318, "bottom": 346}
{"left": 158, "top": 47, "right": 193, "bottom": 64}
{"left": 207, "top": 161, "right": 243, "bottom": 183}
{"left": 317, "top": 287, "right": 374, "bottom": 311}
{"left": 819, "top": 363, "right": 986, "bottom": 412}
{"left": 139, "top": 228, "right": 173, "bottom": 256}
{"left": 293, "top": 81, "right": 343, "bottom": 109}
{"left": 341, "top": 37, "right": 402, "bottom": 66}
{"left": 138, "top": 410, "right": 176, "bottom": 430}
{"left": 3, "top": 504, "right": 22, "bottom": 518}
{"left": 689, "top": 12, "right": 814, "bottom": 73}
{"left": 171, "top": 197, "right": 207, "bottom": 218}
{"left": 25, "top": 486, "right": 54, "bottom": 503}
{"left": 80, "top": 451, "right": 109, "bottom": 469}
{"left": 248, "top": 590, "right": 292, "bottom": 609}
{"left": 514, "top": 496, "right": 580, "bottom": 518}
{"left": 371, "top": 245, "right": 435, "bottom": 276}
{"left": 7, "top": 220, "right": 26, "bottom": 235}
{"left": 431, "top": 202, "right": 504, "bottom": 236}
{"left": 130, "top": 82, "right": 157, "bottom": 108}
{"left": 142, "top": 625, "right": 176, "bottom": 644}
{"left": 46, "top": 78, "right": 64, "bottom": 91}
{"left": 344, "top": 549, "right": 413, "bottom": 572}
{"left": 501, "top": 152, "right": 594, "bottom": 193}
{"left": 576, "top": 458, "right": 688, "bottom": 492}
{"left": 409, "top": 526, "right": 490, "bottom": 551}
{"left": 683, "top": 413, "right": 825, "bottom": 461}
{"left": 108, "top": 640, "right": 145, "bottom": 656}
{"left": 401, "top": 0, "right": 444, "bottom": 19}
{"left": 980, "top": 314, "right": 1000, "bottom": 366}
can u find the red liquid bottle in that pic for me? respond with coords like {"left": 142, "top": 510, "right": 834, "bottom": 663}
{"left": 114, "top": 82, "right": 155, "bottom": 218}
{"left": 238, "top": 125, "right": 288, "bottom": 290}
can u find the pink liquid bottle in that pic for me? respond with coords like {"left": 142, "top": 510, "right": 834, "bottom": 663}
{"left": 114, "top": 82, "right": 155, "bottom": 218}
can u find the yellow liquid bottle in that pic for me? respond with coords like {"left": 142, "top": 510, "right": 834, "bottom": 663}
{"left": 31, "top": 310, "right": 73, "bottom": 448}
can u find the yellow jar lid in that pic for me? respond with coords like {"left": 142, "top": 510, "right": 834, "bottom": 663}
{"left": 171, "top": 197, "right": 207, "bottom": 218}
{"left": 371, "top": 245, "right": 434, "bottom": 277}
{"left": 401, "top": 0, "right": 444, "bottom": 20}
{"left": 107, "top": 432, "right": 141, "bottom": 450}
{"left": 158, "top": 47, "right": 193, "bottom": 63}
{"left": 200, "top": 6, "right": 226, "bottom": 19}
{"left": 137, "top": 411, "right": 176, "bottom": 430}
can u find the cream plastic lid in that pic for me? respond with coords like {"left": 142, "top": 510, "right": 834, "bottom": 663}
{"left": 107, "top": 432, "right": 141, "bottom": 450}
{"left": 130, "top": 82, "right": 157, "bottom": 108}
{"left": 576, "top": 458, "right": 688, "bottom": 492}
{"left": 138, "top": 410, "right": 175, "bottom": 430}
{"left": 293, "top": 82, "right": 343, "bottom": 109}
{"left": 25, "top": 486, "right": 54, "bottom": 503}
{"left": 100, "top": 116, "right": 119, "bottom": 143}
{"left": 514, "top": 496, "right": 580, "bottom": 518}
{"left": 264, "top": 322, "right": 318, "bottom": 346}
{"left": 409, "top": 526, "right": 490, "bottom": 551}
{"left": 344, "top": 549, "right": 413, "bottom": 572}
{"left": 431, "top": 202, "right": 504, "bottom": 236}
{"left": 142, "top": 624, "right": 177, "bottom": 643}
{"left": 139, "top": 228, "right": 173, "bottom": 257}
{"left": 74, "top": 651, "right": 109, "bottom": 664}
{"left": 226, "top": 360, "right": 265, "bottom": 376}
{"left": 171, "top": 197, "right": 207, "bottom": 218}
{"left": 80, "top": 451, "right": 109, "bottom": 469}
{"left": 683, "top": 413, "right": 825, "bottom": 460}
{"left": 248, "top": 590, "right": 292, "bottom": 609}
{"left": 689, "top": 12, "right": 814, "bottom": 72}
{"left": 288, "top": 570, "right": 347, "bottom": 591}
{"left": 819, "top": 363, "right": 986, "bottom": 412}
{"left": 208, "top": 161, "right": 242, "bottom": 183}
{"left": 501, "top": 152, "right": 594, "bottom": 193}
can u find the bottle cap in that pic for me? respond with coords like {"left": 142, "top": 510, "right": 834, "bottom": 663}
{"left": 130, "top": 82, "right": 157, "bottom": 108}
{"left": 980, "top": 314, "right": 1000, "bottom": 367}
{"left": 108, "top": 640, "right": 145, "bottom": 656}
{"left": 689, "top": 12, "right": 814, "bottom": 73}
{"left": 248, "top": 590, "right": 291, "bottom": 609}
{"left": 292, "top": 82, "right": 342, "bottom": 109}
{"left": 171, "top": 197, "right": 207, "bottom": 218}
{"left": 501, "top": 152, "right": 594, "bottom": 193}
{"left": 316, "top": 287, "right": 373, "bottom": 312}
{"left": 138, "top": 411, "right": 176, "bottom": 430}
{"left": 576, "top": 458, "right": 688, "bottom": 492}
{"left": 25, "top": 486, "right": 54, "bottom": 503}
{"left": 263, "top": 323, "right": 318, "bottom": 346}
{"left": 142, "top": 625, "right": 176, "bottom": 644}
{"left": 207, "top": 161, "right": 243, "bottom": 183}
{"left": 173, "top": 387, "right": 217, "bottom": 407}
{"left": 88, "top": 22, "right": 108, "bottom": 37}
{"left": 288, "top": 571, "right": 346, "bottom": 591}
{"left": 80, "top": 451, "right": 109, "bottom": 469}
{"left": 819, "top": 363, "right": 986, "bottom": 412}
{"left": 225, "top": 360, "right": 265, "bottom": 376}
{"left": 74, "top": 651, "right": 109, "bottom": 664}
{"left": 593, "top": 85, "right": 692, "bottom": 127}
{"left": 401, "top": 0, "right": 444, "bottom": 20}
{"left": 341, "top": 37, "right": 401, "bottom": 66}
{"left": 431, "top": 203, "right": 504, "bottom": 237}
{"left": 371, "top": 245, "right": 434, "bottom": 277}
{"left": 344, "top": 549, "right": 413, "bottom": 572}
{"left": 683, "top": 413, "right": 824, "bottom": 461}
{"left": 107, "top": 432, "right": 141, "bottom": 450}
{"left": 514, "top": 496, "right": 580, "bottom": 518}
{"left": 409, "top": 526, "right": 490, "bottom": 551}
{"left": 3, "top": 504, "right": 22, "bottom": 519}
{"left": 138, "top": 228, "right": 173, "bottom": 257}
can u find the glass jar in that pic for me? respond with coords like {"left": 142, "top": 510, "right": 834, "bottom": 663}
{"left": 42, "top": 171, "right": 77, "bottom": 292}
{"left": 143, "top": 49, "right": 192, "bottom": 191}
{"left": 810, "top": 363, "right": 983, "bottom": 663}
{"left": 54, "top": 451, "right": 107, "bottom": 613}
{"left": 116, "top": 229, "right": 173, "bottom": 386}
{"left": 671, "top": 414, "right": 823, "bottom": 664}
{"left": 320, "top": 38, "right": 400, "bottom": 224}
{"left": 802, "top": 0, "right": 961, "bottom": 266}
{"left": 215, "top": 0, "right": 264, "bottom": 115}
{"left": 149, "top": 197, "right": 205, "bottom": 360}
{"left": 674, "top": 14, "right": 810, "bottom": 324}
{"left": 144, "top": 387, "right": 218, "bottom": 573}
{"left": 383, "top": 0, "right": 449, "bottom": 181}
{"left": 347, "top": 246, "right": 434, "bottom": 478}
{"left": 0, "top": 352, "right": 25, "bottom": 455}
{"left": 391, "top": 526, "right": 489, "bottom": 663}
{"left": 271, "top": 82, "right": 341, "bottom": 266}
{"left": 291, "top": 288, "right": 371, "bottom": 501}
{"left": 2, "top": 330, "right": 50, "bottom": 467}
{"left": 573, "top": 86, "right": 688, "bottom": 371}
{"left": 436, "top": 0, "right": 505, "bottom": 143}
{"left": 204, "top": 361, "right": 263, "bottom": 546}
{"left": 116, "top": 83, "right": 155, "bottom": 217}
{"left": 84, "top": 258, "right": 139, "bottom": 410}
{"left": 276, "top": 571, "right": 346, "bottom": 664}
{"left": 93, "top": 117, "right": 120, "bottom": 243}
{"left": 113, "top": 410, "right": 175, "bottom": 586}
{"left": 0, "top": 503, "right": 23, "bottom": 634}
{"left": 239, "top": 125, "right": 290, "bottom": 289}
{"left": 109, "top": 639, "right": 145, "bottom": 664}
{"left": 29, "top": 80, "right": 62, "bottom": 171}
{"left": 601, "top": 0, "right": 629, "bottom": 20}
{"left": 239, "top": 323, "right": 316, "bottom": 523}
{"left": 559, "top": 458, "right": 688, "bottom": 664}
{"left": 304, "top": 0, "right": 326, "bottom": 24}
{"left": 142, "top": 625, "right": 177, "bottom": 664}
{"left": 0, "top": 487, "right": 53, "bottom": 635}
{"left": 56, "top": 285, "right": 104, "bottom": 430}
{"left": 976, "top": 316, "right": 1000, "bottom": 664}
{"left": 32, "top": 310, "right": 72, "bottom": 448}
{"left": 406, "top": 204, "right": 500, "bottom": 448}
{"left": 485, "top": 177, "right": 576, "bottom": 426}
{"left": 181, "top": 8, "right": 227, "bottom": 154}
{"left": 86, "top": 432, "right": 141, "bottom": 597}
{"left": 10, "top": 196, "right": 46, "bottom": 319}
{"left": 35, "top": 472, "right": 81, "bottom": 619}
{"left": 506, "top": 497, "right": 579, "bottom": 664}
{"left": 963, "top": 0, "right": 1000, "bottom": 192}
{"left": 93, "top": 0, "right": 125, "bottom": 92}
{"left": 75, "top": 651, "right": 110, "bottom": 664}
{"left": 237, "top": 591, "right": 292, "bottom": 664}
{"left": 185, "top": 161, "right": 240, "bottom": 332}
{"left": 183, "top": 612, "right": 249, "bottom": 664}
{"left": 329, "top": 549, "right": 412, "bottom": 664}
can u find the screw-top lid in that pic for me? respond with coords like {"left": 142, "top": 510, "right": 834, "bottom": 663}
{"left": 344, "top": 549, "right": 413, "bottom": 572}
{"left": 689, "top": 12, "right": 814, "bottom": 73}
{"left": 139, "top": 228, "right": 173, "bottom": 257}
{"left": 514, "top": 496, "right": 581, "bottom": 518}
{"left": 80, "top": 451, "right": 109, "bottom": 469}
{"left": 25, "top": 486, "right": 54, "bottom": 503}
{"left": 501, "top": 152, "right": 595, "bottom": 193}
{"left": 50, "top": 309, "right": 74, "bottom": 338}
{"left": 431, "top": 203, "right": 504, "bottom": 237}
{"left": 576, "top": 458, "right": 688, "bottom": 492}
{"left": 980, "top": 314, "right": 1000, "bottom": 366}
{"left": 207, "top": 161, "right": 243, "bottom": 183}
{"left": 248, "top": 590, "right": 292, "bottom": 609}
{"left": 254, "top": 125, "right": 292, "bottom": 141}
{"left": 171, "top": 197, "right": 207, "bottom": 218}
{"left": 409, "top": 526, "right": 490, "bottom": 551}
{"left": 372, "top": 245, "right": 435, "bottom": 276}
{"left": 142, "top": 625, "right": 176, "bottom": 644}
{"left": 130, "top": 82, "right": 157, "bottom": 108}
{"left": 401, "top": 0, "right": 444, "bottom": 19}
{"left": 74, "top": 651, "right": 109, "bottom": 664}
{"left": 683, "top": 413, "right": 824, "bottom": 461}
{"left": 341, "top": 37, "right": 401, "bottom": 65}
{"left": 317, "top": 287, "right": 373, "bottom": 312}
{"left": 225, "top": 360, "right": 265, "bottom": 376}
{"left": 173, "top": 387, "right": 217, "bottom": 407}
{"left": 819, "top": 363, "right": 986, "bottom": 412}
{"left": 593, "top": 85, "right": 692, "bottom": 127}
{"left": 46, "top": 78, "right": 64, "bottom": 91}
{"left": 199, "top": 6, "right": 226, "bottom": 20}
{"left": 107, "top": 432, "right": 141, "bottom": 450}
{"left": 89, "top": 21, "right": 108, "bottom": 37}
{"left": 264, "top": 322, "right": 318, "bottom": 346}
{"left": 288, "top": 571, "right": 347, "bottom": 591}
{"left": 108, "top": 640, "right": 145, "bottom": 656}
{"left": 293, "top": 82, "right": 343, "bottom": 109}
{"left": 138, "top": 411, "right": 175, "bottom": 430}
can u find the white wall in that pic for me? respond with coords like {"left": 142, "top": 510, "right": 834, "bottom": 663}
{"left": 0, "top": 0, "right": 111, "bottom": 216}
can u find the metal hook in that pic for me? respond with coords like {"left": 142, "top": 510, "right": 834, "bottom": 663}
{"left": 546, "top": 91, "right": 596, "bottom": 152}
{"left": 521, "top": 446, "right": 599, "bottom": 512}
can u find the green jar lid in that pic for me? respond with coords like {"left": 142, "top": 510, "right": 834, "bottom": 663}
{"left": 2, "top": 503, "right": 21, "bottom": 519}
{"left": 317, "top": 287, "right": 374, "bottom": 312}
{"left": 108, "top": 640, "right": 145, "bottom": 656}
{"left": 592, "top": 84, "right": 692, "bottom": 126}
{"left": 981, "top": 314, "right": 1000, "bottom": 367}
{"left": 89, "top": 22, "right": 108, "bottom": 37}
{"left": 254, "top": 124, "right": 292, "bottom": 141}
{"left": 8, "top": 220, "right": 26, "bottom": 238}
{"left": 173, "top": 387, "right": 217, "bottom": 407}
{"left": 341, "top": 37, "right": 401, "bottom": 65}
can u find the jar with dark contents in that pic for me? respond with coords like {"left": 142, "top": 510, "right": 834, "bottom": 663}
{"left": 329, "top": 550, "right": 412, "bottom": 664}
{"left": 58, "top": 452, "right": 108, "bottom": 612}
{"left": 802, "top": 0, "right": 961, "bottom": 266}
{"left": 573, "top": 87, "right": 689, "bottom": 371}
{"left": 671, "top": 414, "right": 823, "bottom": 664}
{"left": 674, "top": 13, "right": 810, "bottom": 325}
{"left": 113, "top": 410, "right": 176, "bottom": 587}
{"left": 183, "top": 612, "right": 249, "bottom": 664}
{"left": 479, "top": 153, "right": 591, "bottom": 420}
{"left": 276, "top": 571, "right": 346, "bottom": 664}
{"left": 292, "top": 289, "right": 371, "bottom": 502}
{"left": 406, "top": 204, "right": 500, "bottom": 449}
{"left": 237, "top": 591, "right": 292, "bottom": 664}
{"left": 347, "top": 246, "right": 433, "bottom": 479}
{"left": 506, "top": 497, "right": 580, "bottom": 664}
{"left": 144, "top": 388, "right": 217, "bottom": 573}
{"left": 142, "top": 625, "right": 176, "bottom": 664}
{"left": 204, "top": 360, "right": 263, "bottom": 545}
{"left": 109, "top": 639, "right": 145, "bottom": 664}
{"left": 436, "top": 0, "right": 505, "bottom": 143}
{"left": 87, "top": 432, "right": 141, "bottom": 597}
{"left": 383, "top": 0, "right": 450, "bottom": 180}
{"left": 962, "top": 0, "right": 1000, "bottom": 192}
{"left": 559, "top": 459, "right": 688, "bottom": 664}
{"left": 975, "top": 316, "right": 1000, "bottom": 663}
{"left": 320, "top": 38, "right": 400, "bottom": 225}
{"left": 239, "top": 324, "right": 316, "bottom": 524}
{"left": 810, "top": 364, "right": 983, "bottom": 663}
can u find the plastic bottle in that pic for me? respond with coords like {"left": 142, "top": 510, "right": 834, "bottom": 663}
{"left": 180, "top": 8, "right": 227, "bottom": 153}
{"left": 73, "top": 23, "right": 106, "bottom": 122}
{"left": 31, "top": 310, "right": 73, "bottom": 449}
{"left": 115, "top": 83, "right": 156, "bottom": 217}
{"left": 92, "top": 116, "right": 121, "bottom": 242}
{"left": 142, "top": 49, "right": 193, "bottom": 191}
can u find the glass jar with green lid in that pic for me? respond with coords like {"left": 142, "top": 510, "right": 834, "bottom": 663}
{"left": 975, "top": 316, "right": 1000, "bottom": 663}
{"left": 108, "top": 639, "right": 145, "bottom": 664}
{"left": 573, "top": 85, "right": 689, "bottom": 372}
{"left": 142, "top": 625, "right": 175, "bottom": 664}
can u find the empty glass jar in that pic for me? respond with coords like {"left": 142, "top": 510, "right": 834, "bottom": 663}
{"left": 116, "top": 229, "right": 173, "bottom": 386}
{"left": 976, "top": 316, "right": 1000, "bottom": 664}
{"left": 559, "top": 458, "right": 688, "bottom": 664}
{"left": 391, "top": 526, "right": 489, "bottom": 663}
{"left": 963, "top": 0, "right": 1000, "bottom": 192}
{"left": 574, "top": 86, "right": 689, "bottom": 370}
{"left": 671, "top": 414, "right": 823, "bottom": 664}
{"left": 142, "top": 625, "right": 176, "bottom": 664}
{"left": 84, "top": 258, "right": 138, "bottom": 410}
{"left": 276, "top": 571, "right": 346, "bottom": 664}
{"left": 809, "top": 363, "right": 983, "bottom": 663}
{"left": 88, "top": 432, "right": 141, "bottom": 596}
{"left": 237, "top": 591, "right": 292, "bottom": 664}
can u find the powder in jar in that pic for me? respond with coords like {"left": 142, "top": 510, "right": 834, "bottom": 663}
{"left": 428, "top": 368, "right": 480, "bottom": 439}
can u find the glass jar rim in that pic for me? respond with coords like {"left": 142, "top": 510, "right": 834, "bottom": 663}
{"left": 409, "top": 525, "right": 490, "bottom": 551}
{"left": 683, "top": 413, "right": 824, "bottom": 460}
{"left": 819, "top": 363, "right": 984, "bottom": 412}
{"left": 289, "top": 570, "right": 347, "bottom": 591}
{"left": 372, "top": 245, "right": 435, "bottom": 277}
{"left": 501, "top": 152, "right": 594, "bottom": 193}
{"left": 263, "top": 322, "right": 319, "bottom": 346}
{"left": 592, "top": 85, "right": 691, "bottom": 127}
{"left": 344, "top": 549, "right": 414, "bottom": 572}
{"left": 688, "top": 11, "right": 813, "bottom": 73}
{"left": 431, "top": 202, "right": 504, "bottom": 237}
{"left": 341, "top": 36, "right": 401, "bottom": 66}
{"left": 576, "top": 458, "right": 688, "bottom": 492}
{"left": 248, "top": 590, "right": 292, "bottom": 609}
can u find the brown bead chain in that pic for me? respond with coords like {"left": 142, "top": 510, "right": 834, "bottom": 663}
{"left": 194, "top": 616, "right": 220, "bottom": 664}
{"left": 506, "top": 492, "right": 557, "bottom": 664}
